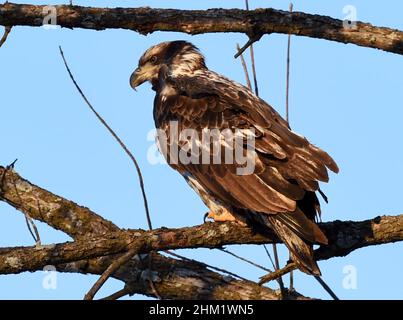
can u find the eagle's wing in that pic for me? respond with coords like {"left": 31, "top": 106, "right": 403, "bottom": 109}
{"left": 155, "top": 70, "right": 337, "bottom": 207}
{"left": 154, "top": 70, "right": 338, "bottom": 268}
{"left": 154, "top": 70, "right": 338, "bottom": 270}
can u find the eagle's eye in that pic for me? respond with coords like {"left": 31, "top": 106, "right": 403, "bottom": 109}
{"left": 150, "top": 56, "right": 158, "bottom": 64}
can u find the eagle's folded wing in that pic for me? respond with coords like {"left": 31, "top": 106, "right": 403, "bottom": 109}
{"left": 155, "top": 71, "right": 338, "bottom": 214}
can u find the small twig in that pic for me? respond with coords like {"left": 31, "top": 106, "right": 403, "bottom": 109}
{"left": 284, "top": 3, "right": 294, "bottom": 289}
{"left": 236, "top": 43, "right": 252, "bottom": 90}
{"left": 22, "top": 214, "right": 40, "bottom": 245}
{"left": 290, "top": 269, "right": 294, "bottom": 291}
{"left": 263, "top": 246, "right": 286, "bottom": 294}
{"left": 219, "top": 248, "right": 272, "bottom": 273}
{"left": 272, "top": 244, "right": 285, "bottom": 292}
{"left": 165, "top": 250, "right": 249, "bottom": 282}
{"left": 314, "top": 275, "right": 339, "bottom": 300}
{"left": 7, "top": 160, "right": 41, "bottom": 245}
{"left": 100, "top": 287, "right": 130, "bottom": 300}
{"left": 259, "top": 262, "right": 297, "bottom": 285}
{"left": 244, "top": 0, "right": 259, "bottom": 96}
{"left": 262, "top": 244, "right": 276, "bottom": 270}
{"left": 58, "top": 46, "right": 152, "bottom": 230}
{"left": 249, "top": 43, "right": 259, "bottom": 97}
{"left": 318, "top": 188, "right": 329, "bottom": 204}
{"left": 285, "top": 3, "right": 293, "bottom": 123}
{"left": 234, "top": 33, "right": 263, "bottom": 59}
{"left": 84, "top": 247, "right": 138, "bottom": 300}
{"left": 0, "top": 159, "right": 17, "bottom": 196}
{"left": 59, "top": 46, "right": 156, "bottom": 300}
{"left": 0, "top": 26, "right": 12, "bottom": 48}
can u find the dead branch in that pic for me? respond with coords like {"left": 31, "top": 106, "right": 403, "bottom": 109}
{"left": 236, "top": 43, "right": 252, "bottom": 90}
{"left": 0, "top": 3, "right": 402, "bottom": 55}
{"left": 58, "top": 46, "right": 153, "bottom": 231}
{"left": 83, "top": 247, "right": 139, "bottom": 300}
{"left": 259, "top": 263, "right": 296, "bottom": 285}
{"left": 0, "top": 25, "right": 11, "bottom": 48}
{"left": 0, "top": 165, "right": 299, "bottom": 299}
{"left": 0, "top": 166, "right": 402, "bottom": 299}
{"left": 59, "top": 253, "right": 309, "bottom": 300}
{"left": 1, "top": 213, "right": 402, "bottom": 276}
{"left": 0, "top": 166, "right": 119, "bottom": 237}
{"left": 1, "top": 166, "right": 402, "bottom": 265}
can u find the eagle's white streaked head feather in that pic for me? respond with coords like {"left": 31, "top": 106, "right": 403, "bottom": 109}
{"left": 130, "top": 41, "right": 206, "bottom": 90}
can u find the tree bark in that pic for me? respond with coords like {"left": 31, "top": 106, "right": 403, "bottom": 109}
{"left": 0, "top": 3, "right": 402, "bottom": 55}
{"left": 0, "top": 215, "right": 401, "bottom": 275}
{"left": 0, "top": 165, "right": 299, "bottom": 299}
{"left": 1, "top": 166, "right": 402, "bottom": 299}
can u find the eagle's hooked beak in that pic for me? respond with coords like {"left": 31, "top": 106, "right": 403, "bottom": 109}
{"left": 130, "top": 67, "right": 147, "bottom": 91}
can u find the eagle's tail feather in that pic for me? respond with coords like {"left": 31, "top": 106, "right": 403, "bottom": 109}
{"left": 261, "top": 211, "right": 326, "bottom": 275}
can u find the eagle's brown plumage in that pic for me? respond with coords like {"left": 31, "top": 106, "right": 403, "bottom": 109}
{"left": 130, "top": 41, "right": 338, "bottom": 275}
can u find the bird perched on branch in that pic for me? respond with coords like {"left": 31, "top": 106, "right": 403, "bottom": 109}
{"left": 130, "top": 40, "right": 338, "bottom": 276}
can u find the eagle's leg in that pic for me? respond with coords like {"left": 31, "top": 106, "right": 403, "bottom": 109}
{"left": 206, "top": 207, "right": 240, "bottom": 223}
{"left": 203, "top": 202, "right": 247, "bottom": 226}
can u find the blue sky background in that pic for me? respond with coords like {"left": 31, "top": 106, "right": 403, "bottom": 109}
{"left": 0, "top": 0, "right": 402, "bottom": 299}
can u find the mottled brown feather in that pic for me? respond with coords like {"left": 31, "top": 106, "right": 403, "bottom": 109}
{"left": 151, "top": 56, "right": 338, "bottom": 275}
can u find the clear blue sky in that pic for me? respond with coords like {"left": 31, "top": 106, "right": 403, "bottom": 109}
{"left": 0, "top": 0, "right": 402, "bottom": 299}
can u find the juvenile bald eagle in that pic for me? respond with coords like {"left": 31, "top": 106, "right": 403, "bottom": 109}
{"left": 130, "top": 41, "right": 338, "bottom": 275}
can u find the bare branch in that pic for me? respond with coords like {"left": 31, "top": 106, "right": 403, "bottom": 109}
{"left": 58, "top": 46, "right": 153, "bottom": 231}
{"left": 1, "top": 167, "right": 401, "bottom": 299}
{"left": 0, "top": 25, "right": 11, "bottom": 48}
{"left": 84, "top": 247, "right": 139, "bottom": 300}
{"left": 234, "top": 34, "right": 263, "bottom": 59}
{"left": 0, "top": 215, "right": 401, "bottom": 275}
{"left": 259, "top": 263, "right": 296, "bottom": 285}
{"left": 59, "top": 253, "right": 308, "bottom": 300}
{"left": 236, "top": 43, "right": 252, "bottom": 90}
{"left": 285, "top": 3, "right": 293, "bottom": 123}
{"left": 0, "top": 3, "right": 401, "bottom": 55}
{"left": 100, "top": 287, "right": 130, "bottom": 300}
{"left": 0, "top": 166, "right": 119, "bottom": 237}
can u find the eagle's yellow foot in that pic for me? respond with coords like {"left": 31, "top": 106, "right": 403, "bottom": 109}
{"left": 205, "top": 210, "right": 247, "bottom": 226}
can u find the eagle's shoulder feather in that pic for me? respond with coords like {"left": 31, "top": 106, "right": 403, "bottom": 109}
{"left": 154, "top": 69, "right": 338, "bottom": 216}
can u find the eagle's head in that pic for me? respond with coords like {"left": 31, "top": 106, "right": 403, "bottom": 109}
{"left": 130, "top": 40, "right": 206, "bottom": 90}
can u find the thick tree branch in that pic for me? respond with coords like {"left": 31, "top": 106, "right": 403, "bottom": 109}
{"left": 0, "top": 165, "right": 299, "bottom": 299}
{"left": 1, "top": 166, "right": 402, "bottom": 299}
{"left": 0, "top": 3, "right": 402, "bottom": 55}
{"left": 316, "top": 215, "right": 403, "bottom": 260}
{"left": 0, "top": 166, "right": 119, "bottom": 238}
{"left": 1, "top": 166, "right": 402, "bottom": 274}
{"left": 58, "top": 253, "right": 309, "bottom": 300}
{"left": 1, "top": 215, "right": 401, "bottom": 275}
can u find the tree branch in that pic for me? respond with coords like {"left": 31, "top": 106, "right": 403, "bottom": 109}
{"left": 58, "top": 253, "right": 309, "bottom": 300}
{"left": 1, "top": 166, "right": 402, "bottom": 299}
{"left": 0, "top": 165, "right": 299, "bottom": 299}
{"left": 0, "top": 166, "right": 119, "bottom": 238}
{"left": 0, "top": 3, "right": 402, "bottom": 55}
{"left": 1, "top": 215, "right": 401, "bottom": 275}
{"left": 0, "top": 25, "right": 11, "bottom": 48}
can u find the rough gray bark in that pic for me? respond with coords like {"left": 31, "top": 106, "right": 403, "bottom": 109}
{"left": 1, "top": 166, "right": 402, "bottom": 299}
{"left": 1, "top": 215, "right": 401, "bottom": 275}
{"left": 0, "top": 166, "right": 301, "bottom": 300}
{"left": 0, "top": 3, "right": 402, "bottom": 55}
